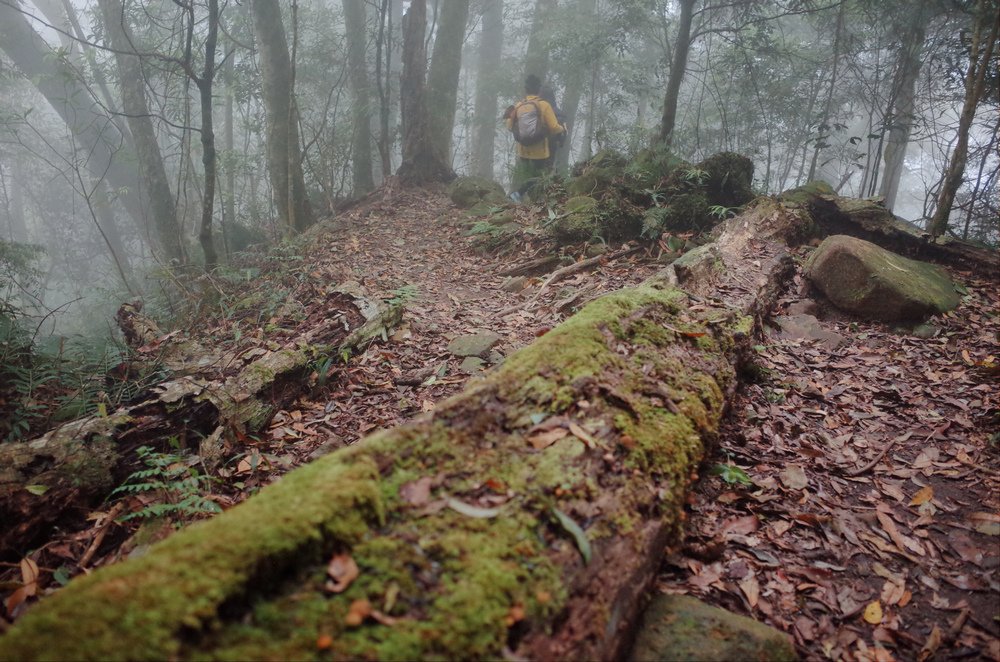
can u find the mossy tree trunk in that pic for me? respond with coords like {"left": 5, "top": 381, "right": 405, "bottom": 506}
{"left": 397, "top": 0, "right": 455, "bottom": 185}
{"left": 0, "top": 197, "right": 816, "bottom": 660}
{"left": 0, "top": 292, "right": 402, "bottom": 558}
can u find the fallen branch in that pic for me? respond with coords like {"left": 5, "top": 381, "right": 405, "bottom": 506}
{"left": 499, "top": 246, "right": 643, "bottom": 316}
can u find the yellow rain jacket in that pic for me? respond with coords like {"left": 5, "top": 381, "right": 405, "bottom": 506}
{"left": 506, "top": 95, "right": 565, "bottom": 160}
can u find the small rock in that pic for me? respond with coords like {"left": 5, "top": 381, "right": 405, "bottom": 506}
{"left": 630, "top": 594, "right": 796, "bottom": 662}
{"left": 774, "top": 314, "right": 845, "bottom": 350}
{"left": 585, "top": 243, "right": 607, "bottom": 258}
{"left": 459, "top": 357, "right": 484, "bottom": 373}
{"left": 911, "top": 323, "right": 938, "bottom": 339}
{"left": 501, "top": 276, "right": 528, "bottom": 293}
{"left": 446, "top": 331, "right": 502, "bottom": 358}
{"left": 784, "top": 300, "right": 817, "bottom": 316}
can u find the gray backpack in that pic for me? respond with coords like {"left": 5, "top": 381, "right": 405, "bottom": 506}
{"left": 512, "top": 100, "right": 548, "bottom": 146}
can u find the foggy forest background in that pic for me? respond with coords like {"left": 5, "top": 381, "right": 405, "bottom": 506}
{"left": 0, "top": 0, "right": 997, "bottom": 431}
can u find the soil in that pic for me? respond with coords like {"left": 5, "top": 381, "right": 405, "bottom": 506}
{"left": 2, "top": 186, "right": 997, "bottom": 661}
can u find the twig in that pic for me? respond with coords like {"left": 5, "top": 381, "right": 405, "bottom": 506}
{"left": 79, "top": 502, "right": 125, "bottom": 568}
{"left": 499, "top": 246, "right": 642, "bottom": 317}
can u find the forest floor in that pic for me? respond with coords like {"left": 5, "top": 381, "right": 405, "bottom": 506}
{"left": 3, "top": 186, "right": 998, "bottom": 660}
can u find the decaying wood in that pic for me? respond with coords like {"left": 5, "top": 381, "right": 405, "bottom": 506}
{"left": 789, "top": 190, "right": 999, "bottom": 275}
{"left": 0, "top": 287, "right": 401, "bottom": 557}
{"left": 500, "top": 245, "right": 644, "bottom": 316}
{"left": 498, "top": 254, "right": 562, "bottom": 277}
{"left": 0, "top": 197, "right": 811, "bottom": 661}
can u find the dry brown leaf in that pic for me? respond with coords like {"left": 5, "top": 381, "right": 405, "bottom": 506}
{"left": 917, "top": 624, "right": 942, "bottom": 661}
{"left": 909, "top": 485, "right": 934, "bottom": 507}
{"left": 738, "top": 573, "right": 760, "bottom": 609}
{"left": 325, "top": 553, "right": 360, "bottom": 593}
{"left": 345, "top": 599, "right": 372, "bottom": 627}
{"left": 505, "top": 603, "right": 526, "bottom": 627}
{"left": 316, "top": 634, "right": 334, "bottom": 650}
{"left": 399, "top": 476, "right": 433, "bottom": 507}
{"left": 779, "top": 464, "right": 809, "bottom": 490}
{"left": 567, "top": 422, "right": 598, "bottom": 448}
{"left": 527, "top": 427, "right": 568, "bottom": 450}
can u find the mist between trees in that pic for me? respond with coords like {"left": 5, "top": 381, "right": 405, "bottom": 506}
{"left": 0, "top": 0, "right": 997, "bottom": 344}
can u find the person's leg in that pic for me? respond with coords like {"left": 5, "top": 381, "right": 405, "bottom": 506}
{"left": 519, "top": 158, "right": 544, "bottom": 198}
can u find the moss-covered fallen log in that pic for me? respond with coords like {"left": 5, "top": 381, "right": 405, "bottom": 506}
{"left": 0, "top": 199, "right": 806, "bottom": 660}
{"left": 0, "top": 289, "right": 402, "bottom": 557}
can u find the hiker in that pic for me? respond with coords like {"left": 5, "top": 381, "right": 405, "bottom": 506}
{"left": 540, "top": 85, "right": 567, "bottom": 169}
{"left": 504, "top": 74, "right": 564, "bottom": 202}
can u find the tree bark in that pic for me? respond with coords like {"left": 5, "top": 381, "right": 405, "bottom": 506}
{"left": 806, "top": 0, "right": 846, "bottom": 183}
{"left": 656, "top": 0, "right": 695, "bottom": 147}
{"left": 928, "top": 1, "right": 999, "bottom": 238}
{"left": 554, "top": 0, "right": 598, "bottom": 171}
{"left": 471, "top": 0, "right": 503, "bottom": 178}
{"left": 196, "top": 0, "right": 220, "bottom": 269}
{"left": 250, "top": 0, "right": 314, "bottom": 233}
{"left": 877, "top": 12, "right": 928, "bottom": 209}
{"left": 0, "top": 2, "right": 144, "bottom": 262}
{"left": 524, "top": 0, "right": 557, "bottom": 81}
{"left": 343, "top": 0, "right": 376, "bottom": 195}
{"left": 0, "top": 194, "right": 826, "bottom": 659}
{"left": 426, "top": 0, "right": 470, "bottom": 168}
{"left": 397, "top": 0, "right": 455, "bottom": 185}
{"left": 0, "top": 290, "right": 403, "bottom": 558}
{"left": 97, "top": 0, "right": 185, "bottom": 264}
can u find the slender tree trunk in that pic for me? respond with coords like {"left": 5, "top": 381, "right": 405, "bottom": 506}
{"left": 928, "top": 1, "right": 998, "bottom": 238}
{"left": 877, "top": 14, "right": 928, "bottom": 209}
{"left": 397, "top": 0, "right": 454, "bottom": 185}
{"left": 471, "top": 0, "right": 504, "bottom": 178}
{"left": 656, "top": 0, "right": 695, "bottom": 146}
{"left": 0, "top": 2, "right": 148, "bottom": 251}
{"left": 343, "top": 0, "right": 376, "bottom": 195}
{"left": 426, "top": 0, "right": 471, "bottom": 168}
{"left": 961, "top": 111, "right": 1000, "bottom": 240}
{"left": 222, "top": 44, "right": 237, "bottom": 256}
{"left": 197, "top": 0, "right": 220, "bottom": 269}
{"left": 555, "top": 0, "right": 598, "bottom": 171}
{"left": 806, "top": 0, "right": 846, "bottom": 182}
{"left": 250, "top": 0, "right": 314, "bottom": 233}
{"left": 524, "top": 0, "right": 556, "bottom": 80}
{"left": 97, "top": 0, "right": 185, "bottom": 263}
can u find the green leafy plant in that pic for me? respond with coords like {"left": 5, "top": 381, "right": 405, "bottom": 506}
{"left": 681, "top": 167, "right": 709, "bottom": 186}
{"left": 111, "top": 443, "right": 221, "bottom": 525}
{"left": 710, "top": 462, "right": 754, "bottom": 486}
{"left": 387, "top": 284, "right": 419, "bottom": 306}
{"left": 708, "top": 204, "right": 738, "bottom": 219}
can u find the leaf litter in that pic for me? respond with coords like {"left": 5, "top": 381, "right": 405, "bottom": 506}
{"left": 659, "top": 259, "right": 1000, "bottom": 660}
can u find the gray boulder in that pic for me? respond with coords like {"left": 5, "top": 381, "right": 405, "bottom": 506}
{"left": 806, "top": 235, "right": 960, "bottom": 322}
{"left": 447, "top": 176, "right": 507, "bottom": 208}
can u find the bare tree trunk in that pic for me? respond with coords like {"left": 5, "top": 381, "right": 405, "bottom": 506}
{"left": 0, "top": 2, "right": 147, "bottom": 255}
{"left": 426, "top": 0, "right": 470, "bottom": 168}
{"left": 196, "top": 0, "right": 220, "bottom": 268}
{"left": 524, "top": 0, "right": 556, "bottom": 81}
{"left": 928, "top": 1, "right": 998, "bottom": 237}
{"left": 877, "top": 13, "right": 929, "bottom": 209}
{"left": 250, "top": 0, "right": 314, "bottom": 233}
{"left": 555, "top": 0, "right": 598, "bottom": 171}
{"left": 471, "top": 0, "right": 503, "bottom": 178}
{"left": 397, "top": 0, "right": 454, "bottom": 185}
{"left": 222, "top": 43, "right": 237, "bottom": 256}
{"left": 656, "top": 0, "right": 695, "bottom": 147}
{"left": 343, "top": 0, "right": 376, "bottom": 195}
{"left": 806, "top": 0, "right": 846, "bottom": 183}
{"left": 97, "top": 0, "right": 185, "bottom": 264}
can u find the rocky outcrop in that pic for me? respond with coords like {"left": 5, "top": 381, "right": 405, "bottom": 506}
{"left": 806, "top": 235, "right": 960, "bottom": 322}
{"left": 447, "top": 176, "right": 507, "bottom": 208}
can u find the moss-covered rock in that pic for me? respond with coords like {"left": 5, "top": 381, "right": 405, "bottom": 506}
{"left": 806, "top": 235, "right": 961, "bottom": 322}
{"left": 629, "top": 595, "right": 797, "bottom": 662}
{"left": 696, "top": 152, "right": 755, "bottom": 208}
{"left": 642, "top": 192, "right": 712, "bottom": 237}
{"left": 447, "top": 176, "right": 507, "bottom": 208}
{"left": 779, "top": 180, "right": 835, "bottom": 206}
{"left": 567, "top": 149, "right": 629, "bottom": 197}
{"left": 549, "top": 195, "right": 600, "bottom": 242}
{"left": 627, "top": 145, "right": 686, "bottom": 190}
